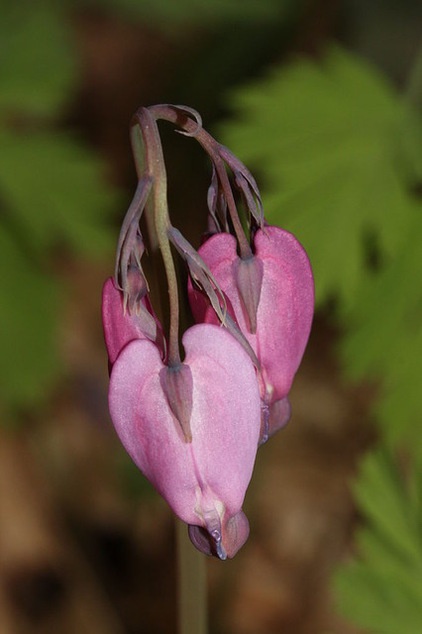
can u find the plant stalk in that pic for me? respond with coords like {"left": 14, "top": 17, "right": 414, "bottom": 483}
{"left": 177, "top": 520, "right": 207, "bottom": 634}
{"left": 131, "top": 108, "right": 181, "bottom": 367}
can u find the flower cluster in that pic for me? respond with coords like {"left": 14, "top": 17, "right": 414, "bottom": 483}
{"left": 102, "top": 105, "right": 314, "bottom": 559}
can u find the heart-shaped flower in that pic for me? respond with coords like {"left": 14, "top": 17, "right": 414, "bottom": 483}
{"left": 108, "top": 323, "right": 261, "bottom": 558}
{"left": 189, "top": 226, "right": 314, "bottom": 409}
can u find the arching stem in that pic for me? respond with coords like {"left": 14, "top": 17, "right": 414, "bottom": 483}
{"left": 130, "top": 106, "right": 209, "bottom": 634}
{"left": 146, "top": 104, "right": 253, "bottom": 261}
{"left": 131, "top": 108, "right": 181, "bottom": 367}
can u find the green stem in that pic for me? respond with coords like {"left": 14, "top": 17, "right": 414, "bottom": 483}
{"left": 131, "top": 108, "right": 181, "bottom": 367}
{"left": 177, "top": 521, "right": 207, "bottom": 634}
{"left": 131, "top": 107, "right": 209, "bottom": 634}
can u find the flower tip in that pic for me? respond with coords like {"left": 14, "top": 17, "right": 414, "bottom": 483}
{"left": 188, "top": 510, "right": 250, "bottom": 560}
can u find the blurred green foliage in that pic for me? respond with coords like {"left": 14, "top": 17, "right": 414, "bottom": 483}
{"left": 335, "top": 450, "right": 422, "bottom": 634}
{"left": 220, "top": 45, "right": 422, "bottom": 631}
{"left": 221, "top": 46, "right": 420, "bottom": 313}
{"left": 0, "top": 1, "right": 76, "bottom": 115}
{"left": 71, "top": 0, "right": 288, "bottom": 25}
{"left": 0, "top": 0, "right": 116, "bottom": 414}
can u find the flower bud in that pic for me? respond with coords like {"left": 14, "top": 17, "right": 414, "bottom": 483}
{"left": 102, "top": 277, "right": 164, "bottom": 367}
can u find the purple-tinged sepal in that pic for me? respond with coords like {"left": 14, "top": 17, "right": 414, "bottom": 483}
{"left": 234, "top": 256, "right": 264, "bottom": 334}
{"left": 159, "top": 364, "right": 194, "bottom": 443}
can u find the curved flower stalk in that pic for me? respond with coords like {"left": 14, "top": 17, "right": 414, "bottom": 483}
{"left": 102, "top": 103, "right": 314, "bottom": 560}
{"left": 102, "top": 104, "right": 271, "bottom": 559}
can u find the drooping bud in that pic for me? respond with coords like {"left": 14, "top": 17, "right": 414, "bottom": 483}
{"left": 102, "top": 277, "right": 164, "bottom": 367}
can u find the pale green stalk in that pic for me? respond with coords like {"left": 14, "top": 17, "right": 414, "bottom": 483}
{"left": 130, "top": 108, "right": 208, "bottom": 634}
{"left": 177, "top": 522, "right": 208, "bottom": 634}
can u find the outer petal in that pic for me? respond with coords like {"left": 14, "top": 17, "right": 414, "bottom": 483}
{"left": 108, "top": 324, "right": 261, "bottom": 532}
{"left": 183, "top": 324, "right": 261, "bottom": 515}
{"left": 253, "top": 226, "right": 314, "bottom": 400}
{"left": 102, "top": 277, "right": 163, "bottom": 365}
{"left": 189, "top": 228, "right": 314, "bottom": 402}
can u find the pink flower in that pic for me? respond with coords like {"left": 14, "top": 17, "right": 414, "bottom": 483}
{"left": 102, "top": 277, "right": 164, "bottom": 367}
{"left": 189, "top": 226, "right": 314, "bottom": 411}
{"left": 108, "top": 323, "right": 261, "bottom": 559}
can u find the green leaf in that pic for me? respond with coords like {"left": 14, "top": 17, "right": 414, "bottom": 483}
{"left": 220, "top": 46, "right": 419, "bottom": 311}
{"left": 354, "top": 451, "right": 422, "bottom": 565}
{"left": 0, "top": 225, "right": 59, "bottom": 412}
{"left": 0, "top": 129, "right": 116, "bottom": 256}
{"left": 334, "top": 450, "right": 422, "bottom": 634}
{"left": 0, "top": 2, "right": 117, "bottom": 418}
{"left": 0, "top": 0, "right": 76, "bottom": 116}
{"left": 341, "top": 207, "right": 422, "bottom": 444}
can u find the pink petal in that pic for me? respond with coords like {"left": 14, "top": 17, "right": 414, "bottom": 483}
{"left": 253, "top": 226, "right": 314, "bottom": 400}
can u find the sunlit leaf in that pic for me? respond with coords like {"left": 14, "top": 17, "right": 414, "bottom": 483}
{"left": 341, "top": 208, "right": 422, "bottom": 444}
{"left": 220, "top": 46, "right": 421, "bottom": 311}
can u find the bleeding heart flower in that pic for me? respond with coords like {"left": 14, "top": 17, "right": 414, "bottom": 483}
{"left": 188, "top": 226, "right": 314, "bottom": 409}
{"left": 108, "top": 323, "right": 261, "bottom": 559}
{"left": 102, "top": 276, "right": 164, "bottom": 367}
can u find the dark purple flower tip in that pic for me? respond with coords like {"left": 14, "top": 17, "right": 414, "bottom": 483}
{"left": 260, "top": 396, "right": 291, "bottom": 445}
{"left": 188, "top": 509, "right": 250, "bottom": 560}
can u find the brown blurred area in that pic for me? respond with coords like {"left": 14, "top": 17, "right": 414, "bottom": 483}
{"left": 0, "top": 4, "right": 399, "bottom": 633}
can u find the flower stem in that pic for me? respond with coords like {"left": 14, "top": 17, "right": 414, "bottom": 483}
{"left": 131, "top": 108, "right": 181, "bottom": 367}
{"left": 177, "top": 520, "right": 208, "bottom": 634}
{"left": 147, "top": 104, "right": 253, "bottom": 260}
